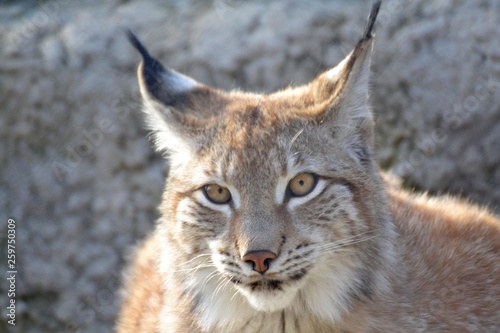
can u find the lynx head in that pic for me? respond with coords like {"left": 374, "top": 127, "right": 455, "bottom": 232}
{"left": 129, "top": 1, "right": 393, "bottom": 328}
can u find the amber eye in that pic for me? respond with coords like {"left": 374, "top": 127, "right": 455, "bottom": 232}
{"left": 203, "top": 184, "right": 231, "bottom": 204}
{"left": 288, "top": 173, "right": 317, "bottom": 197}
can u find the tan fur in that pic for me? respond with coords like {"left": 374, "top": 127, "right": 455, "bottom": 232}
{"left": 117, "top": 4, "right": 500, "bottom": 332}
{"left": 116, "top": 234, "right": 163, "bottom": 333}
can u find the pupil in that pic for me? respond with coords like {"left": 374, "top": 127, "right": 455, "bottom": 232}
{"left": 299, "top": 180, "right": 304, "bottom": 186}
{"left": 218, "top": 187, "right": 223, "bottom": 194}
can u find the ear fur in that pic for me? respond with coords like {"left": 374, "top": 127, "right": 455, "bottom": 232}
{"left": 127, "top": 31, "right": 216, "bottom": 157}
{"left": 306, "top": 1, "right": 381, "bottom": 140}
{"left": 127, "top": 30, "right": 200, "bottom": 108}
{"left": 127, "top": 2, "right": 381, "bottom": 159}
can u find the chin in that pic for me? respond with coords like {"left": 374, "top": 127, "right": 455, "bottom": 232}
{"left": 236, "top": 280, "right": 301, "bottom": 312}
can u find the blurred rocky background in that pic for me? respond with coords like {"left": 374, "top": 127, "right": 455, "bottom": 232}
{"left": 0, "top": 0, "right": 499, "bottom": 332}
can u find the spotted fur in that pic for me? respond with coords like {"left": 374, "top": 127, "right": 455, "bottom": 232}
{"left": 116, "top": 2, "right": 500, "bottom": 332}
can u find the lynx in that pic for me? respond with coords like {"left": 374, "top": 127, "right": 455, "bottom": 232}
{"left": 116, "top": 2, "right": 500, "bottom": 332}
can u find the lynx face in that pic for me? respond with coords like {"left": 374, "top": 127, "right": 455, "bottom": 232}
{"left": 127, "top": 2, "right": 393, "bottom": 327}
{"left": 166, "top": 102, "right": 381, "bottom": 314}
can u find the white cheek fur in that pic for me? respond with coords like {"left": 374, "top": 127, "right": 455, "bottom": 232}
{"left": 226, "top": 185, "right": 240, "bottom": 209}
{"left": 275, "top": 176, "right": 289, "bottom": 205}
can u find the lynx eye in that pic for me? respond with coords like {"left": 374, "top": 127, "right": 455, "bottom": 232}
{"left": 203, "top": 184, "right": 231, "bottom": 204}
{"left": 288, "top": 173, "right": 317, "bottom": 197}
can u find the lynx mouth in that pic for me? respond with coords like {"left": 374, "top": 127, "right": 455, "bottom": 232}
{"left": 228, "top": 277, "right": 284, "bottom": 290}
{"left": 248, "top": 279, "right": 283, "bottom": 291}
{"left": 233, "top": 277, "right": 304, "bottom": 312}
{"left": 229, "top": 270, "right": 308, "bottom": 291}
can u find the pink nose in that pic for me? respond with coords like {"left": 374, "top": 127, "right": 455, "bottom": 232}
{"left": 242, "top": 250, "right": 277, "bottom": 274}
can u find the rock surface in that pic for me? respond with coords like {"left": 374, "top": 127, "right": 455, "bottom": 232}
{"left": 0, "top": 0, "right": 498, "bottom": 331}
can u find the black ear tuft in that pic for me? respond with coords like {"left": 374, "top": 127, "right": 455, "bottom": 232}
{"left": 126, "top": 30, "right": 167, "bottom": 95}
{"left": 126, "top": 30, "right": 166, "bottom": 73}
{"left": 126, "top": 30, "right": 151, "bottom": 61}
{"left": 363, "top": 1, "right": 381, "bottom": 40}
{"left": 342, "top": 1, "right": 380, "bottom": 76}
{"left": 126, "top": 29, "right": 201, "bottom": 106}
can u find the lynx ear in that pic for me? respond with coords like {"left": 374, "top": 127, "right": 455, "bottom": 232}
{"left": 307, "top": 1, "right": 381, "bottom": 138}
{"left": 127, "top": 31, "right": 221, "bottom": 157}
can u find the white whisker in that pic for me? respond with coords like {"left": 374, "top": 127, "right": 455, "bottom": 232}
{"left": 318, "top": 233, "right": 379, "bottom": 253}
{"left": 201, "top": 269, "right": 220, "bottom": 289}
{"left": 171, "top": 263, "right": 215, "bottom": 273}
{"left": 183, "top": 253, "right": 212, "bottom": 265}
{"left": 210, "top": 276, "right": 232, "bottom": 304}
{"left": 289, "top": 128, "right": 304, "bottom": 148}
